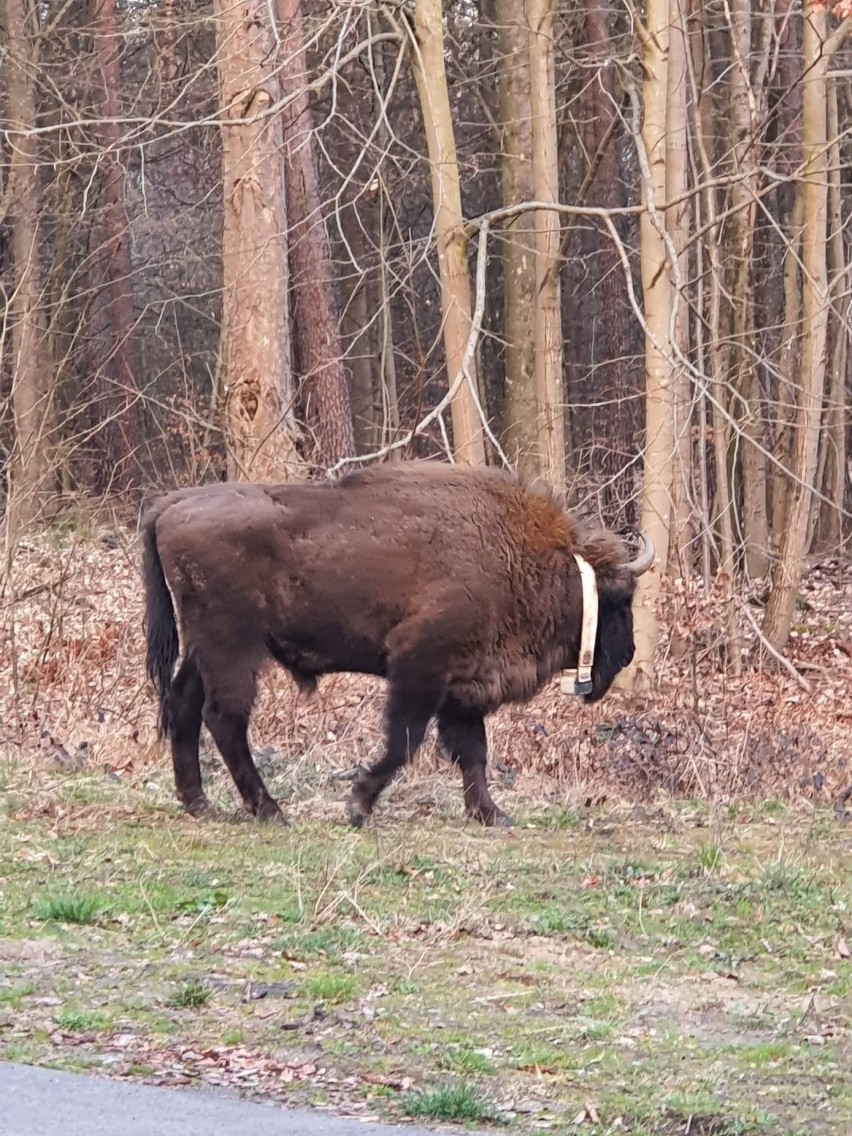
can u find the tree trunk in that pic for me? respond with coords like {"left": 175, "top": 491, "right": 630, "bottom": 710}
{"left": 5, "top": 0, "right": 53, "bottom": 534}
{"left": 625, "top": 1, "right": 673, "bottom": 693}
{"left": 690, "top": 0, "right": 740, "bottom": 672}
{"left": 215, "top": 0, "right": 304, "bottom": 482}
{"left": 726, "top": 0, "right": 770, "bottom": 577}
{"left": 528, "top": 0, "right": 564, "bottom": 486}
{"left": 583, "top": 0, "right": 635, "bottom": 527}
{"left": 410, "top": 0, "right": 486, "bottom": 467}
{"left": 763, "top": 6, "right": 847, "bottom": 649}
{"left": 772, "top": 190, "right": 804, "bottom": 538}
{"left": 768, "top": 0, "right": 802, "bottom": 537}
{"left": 341, "top": 202, "right": 381, "bottom": 456}
{"left": 815, "top": 77, "right": 848, "bottom": 551}
{"left": 276, "top": 0, "right": 354, "bottom": 469}
{"left": 496, "top": 0, "right": 538, "bottom": 479}
{"left": 90, "top": 0, "right": 141, "bottom": 491}
{"left": 665, "top": 0, "right": 692, "bottom": 570}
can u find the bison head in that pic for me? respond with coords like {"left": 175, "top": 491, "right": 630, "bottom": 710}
{"left": 585, "top": 533, "right": 654, "bottom": 703}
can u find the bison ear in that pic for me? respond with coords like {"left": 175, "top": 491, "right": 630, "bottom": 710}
{"left": 577, "top": 531, "right": 627, "bottom": 572}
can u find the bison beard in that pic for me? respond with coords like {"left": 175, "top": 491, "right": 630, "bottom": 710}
{"left": 141, "top": 461, "right": 652, "bottom": 826}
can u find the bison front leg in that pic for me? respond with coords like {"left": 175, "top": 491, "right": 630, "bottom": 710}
{"left": 437, "top": 703, "right": 510, "bottom": 827}
{"left": 347, "top": 665, "right": 441, "bottom": 828}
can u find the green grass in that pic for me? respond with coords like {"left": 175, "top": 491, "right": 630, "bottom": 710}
{"left": 401, "top": 1082, "right": 501, "bottom": 1123}
{"left": 698, "top": 841, "right": 724, "bottom": 874}
{"left": 0, "top": 758, "right": 850, "bottom": 1133}
{"left": 32, "top": 892, "right": 103, "bottom": 925}
{"left": 54, "top": 1009, "right": 110, "bottom": 1032}
{"left": 0, "top": 983, "right": 36, "bottom": 1009}
{"left": 303, "top": 974, "right": 357, "bottom": 1004}
{"left": 169, "top": 980, "right": 212, "bottom": 1009}
{"left": 439, "top": 1045, "right": 496, "bottom": 1075}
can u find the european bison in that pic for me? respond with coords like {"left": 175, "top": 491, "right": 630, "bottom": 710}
{"left": 142, "top": 461, "right": 653, "bottom": 826}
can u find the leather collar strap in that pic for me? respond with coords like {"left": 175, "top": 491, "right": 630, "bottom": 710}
{"left": 559, "top": 553, "right": 598, "bottom": 697}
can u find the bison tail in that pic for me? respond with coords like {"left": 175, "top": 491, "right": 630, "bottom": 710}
{"left": 142, "top": 513, "right": 179, "bottom": 739}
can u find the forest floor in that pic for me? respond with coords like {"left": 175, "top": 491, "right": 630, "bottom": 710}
{"left": 1, "top": 513, "right": 851, "bottom": 1134}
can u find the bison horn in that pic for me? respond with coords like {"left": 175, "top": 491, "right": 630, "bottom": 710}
{"left": 625, "top": 533, "right": 655, "bottom": 576}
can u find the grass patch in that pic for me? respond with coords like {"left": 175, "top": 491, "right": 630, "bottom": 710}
{"left": 0, "top": 982, "right": 36, "bottom": 1009}
{"left": 54, "top": 1009, "right": 110, "bottom": 1032}
{"left": 401, "top": 1082, "right": 501, "bottom": 1123}
{"left": 439, "top": 1045, "right": 496, "bottom": 1075}
{"left": 32, "top": 892, "right": 104, "bottom": 925}
{"left": 303, "top": 974, "right": 357, "bottom": 1004}
{"left": 277, "top": 926, "right": 363, "bottom": 961}
{"left": 169, "top": 979, "right": 212, "bottom": 1009}
{"left": 698, "top": 842, "right": 724, "bottom": 874}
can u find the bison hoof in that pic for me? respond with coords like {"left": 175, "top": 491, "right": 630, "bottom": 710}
{"left": 183, "top": 795, "right": 215, "bottom": 819}
{"left": 257, "top": 801, "right": 289, "bottom": 825}
{"left": 472, "top": 807, "right": 512, "bottom": 827}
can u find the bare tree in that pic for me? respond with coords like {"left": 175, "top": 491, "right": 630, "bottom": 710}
{"left": 89, "top": 0, "right": 142, "bottom": 490}
{"left": 582, "top": 0, "right": 635, "bottom": 526}
{"left": 5, "top": 0, "right": 53, "bottom": 533}
{"left": 215, "top": 0, "right": 304, "bottom": 481}
{"left": 529, "top": 0, "right": 564, "bottom": 486}
{"left": 763, "top": 5, "right": 852, "bottom": 649}
{"left": 277, "top": 0, "right": 354, "bottom": 468}
{"left": 815, "top": 76, "right": 849, "bottom": 550}
{"left": 664, "top": 0, "right": 691, "bottom": 567}
{"left": 626, "top": 0, "right": 674, "bottom": 692}
{"left": 495, "top": 0, "right": 538, "bottom": 479}
{"left": 725, "top": 0, "right": 770, "bottom": 577}
{"left": 409, "top": 0, "right": 486, "bottom": 466}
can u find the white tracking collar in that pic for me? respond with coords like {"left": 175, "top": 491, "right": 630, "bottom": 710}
{"left": 559, "top": 553, "right": 598, "bottom": 697}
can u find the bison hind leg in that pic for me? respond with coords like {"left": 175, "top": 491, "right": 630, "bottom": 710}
{"left": 437, "top": 702, "right": 510, "bottom": 827}
{"left": 167, "top": 653, "right": 209, "bottom": 816}
{"left": 201, "top": 662, "right": 287, "bottom": 823}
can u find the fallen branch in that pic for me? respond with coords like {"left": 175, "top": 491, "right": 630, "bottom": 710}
{"left": 738, "top": 600, "right": 812, "bottom": 693}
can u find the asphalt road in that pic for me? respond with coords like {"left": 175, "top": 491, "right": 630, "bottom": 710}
{"left": 0, "top": 1062, "right": 457, "bottom": 1136}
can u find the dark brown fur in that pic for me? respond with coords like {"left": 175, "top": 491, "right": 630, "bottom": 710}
{"left": 142, "top": 461, "right": 639, "bottom": 825}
